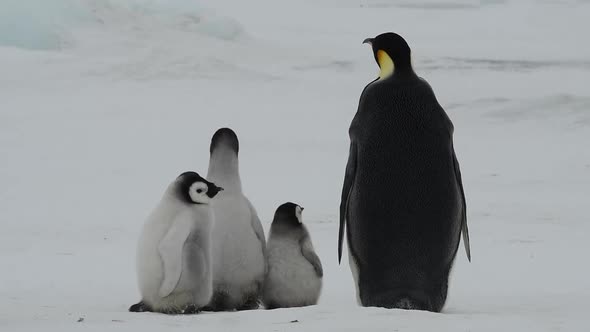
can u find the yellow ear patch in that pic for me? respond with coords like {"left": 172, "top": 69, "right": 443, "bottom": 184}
{"left": 377, "top": 50, "right": 394, "bottom": 79}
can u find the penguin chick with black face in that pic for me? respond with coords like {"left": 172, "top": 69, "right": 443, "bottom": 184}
{"left": 263, "top": 203, "right": 323, "bottom": 309}
{"left": 205, "top": 128, "right": 267, "bottom": 311}
{"left": 338, "top": 32, "right": 471, "bottom": 312}
{"left": 129, "top": 172, "right": 223, "bottom": 314}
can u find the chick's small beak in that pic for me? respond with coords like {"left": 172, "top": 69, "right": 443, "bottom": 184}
{"left": 207, "top": 186, "right": 223, "bottom": 198}
{"left": 363, "top": 38, "right": 374, "bottom": 45}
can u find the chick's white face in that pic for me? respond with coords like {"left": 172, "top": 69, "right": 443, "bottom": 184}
{"left": 295, "top": 205, "right": 303, "bottom": 224}
{"left": 188, "top": 181, "right": 210, "bottom": 204}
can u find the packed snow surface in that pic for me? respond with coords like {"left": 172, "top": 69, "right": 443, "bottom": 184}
{"left": 1, "top": 0, "right": 589, "bottom": 331}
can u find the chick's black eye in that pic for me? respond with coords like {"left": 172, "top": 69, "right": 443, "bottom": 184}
{"left": 196, "top": 189, "right": 203, "bottom": 193}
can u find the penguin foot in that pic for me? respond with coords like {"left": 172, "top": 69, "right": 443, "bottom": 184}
{"left": 202, "top": 291, "right": 231, "bottom": 311}
{"left": 129, "top": 301, "right": 151, "bottom": 313}
{"left": 238, "top": 296, "right": 261, "bottom": 311}
{"left": 200, "top": 305, "right": 228, "bottom": 312}
{"left": 182, "top": 304, "right": 201, "bottom": 315}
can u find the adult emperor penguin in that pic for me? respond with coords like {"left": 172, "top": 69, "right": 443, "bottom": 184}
{"left": 129, "top": 171, "right": 223, "bottom": 314}
{"left": 263, "top": 202, "right": 323, "bottom": 309}
{"left": 205, "top": 127, "right": 266, "bottom": 311}
{"left": 338, "top": 32, "right": 471, "bottom": 312}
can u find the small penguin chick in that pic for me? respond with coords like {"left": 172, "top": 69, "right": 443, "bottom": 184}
{"left": 263, "top": 202, "right": 323, "bottom": 309}
{"left": 130, "top": 171, "right": 223, "bottom": 314}
{"left": 205, "top": 127, "right": 267, "bottom": 312}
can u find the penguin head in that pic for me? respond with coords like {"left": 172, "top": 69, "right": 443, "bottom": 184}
{"left": 272, "top": 202, "right": 304, "bottom": 228}
{"left": 363, "top": 32, "right": 413, "bottom": 79}
{"left": 175, "top": 171, "right": 223, "bottom": 205}
{"left": 210, "top": 127, "right": 239, "bottom": 155}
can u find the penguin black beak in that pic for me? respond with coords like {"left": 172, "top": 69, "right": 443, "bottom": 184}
{"left": 207, "top": 186, "right": 223, "bottom": 198}
{"left": 301, "top": 207, "right": 304, "bottom": 211}
{"left": 363, "top": 38, "right": 374, "bottom": 45}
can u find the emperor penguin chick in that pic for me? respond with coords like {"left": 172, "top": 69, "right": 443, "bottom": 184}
{"left": 263, "top": 202, "right": 323, "bottom": 309}
{"left": 206, "top": 128, "right": 266, "bottom": 311}
{"left": 130, "top": 171, "right": 223, "bottom": 314}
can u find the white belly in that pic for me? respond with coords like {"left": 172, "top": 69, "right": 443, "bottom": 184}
{"left": 263, "top": 236, "right": 322, "bottom": 307}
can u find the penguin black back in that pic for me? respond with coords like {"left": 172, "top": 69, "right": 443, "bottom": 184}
{"left": 339, "top": 32, "right": 470, "bottom": 312}
{"left": 210, "top": 128, "right": 239, "bottom": 154}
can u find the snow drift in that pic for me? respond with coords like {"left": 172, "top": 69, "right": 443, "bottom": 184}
{"left": 0, "top": 0, "right": 245, "bottom": 50}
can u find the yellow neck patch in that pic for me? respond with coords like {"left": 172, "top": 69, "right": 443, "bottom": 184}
{"left": 377, "top": 49, "right": 394, "bottom": 79}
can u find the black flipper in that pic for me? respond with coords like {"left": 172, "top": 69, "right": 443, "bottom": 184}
{"left": 452, "top": 148, "right": 471, "bottom": 262}
{"left": 300, "top": 236, "right": 323, "bottom": 277}
{"left": 339, "top": 142, "right": 357, "bottom": 263}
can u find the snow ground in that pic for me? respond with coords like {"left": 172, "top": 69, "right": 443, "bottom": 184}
{"left": 1, "top": 0, "right": 589, "bottom": 330}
